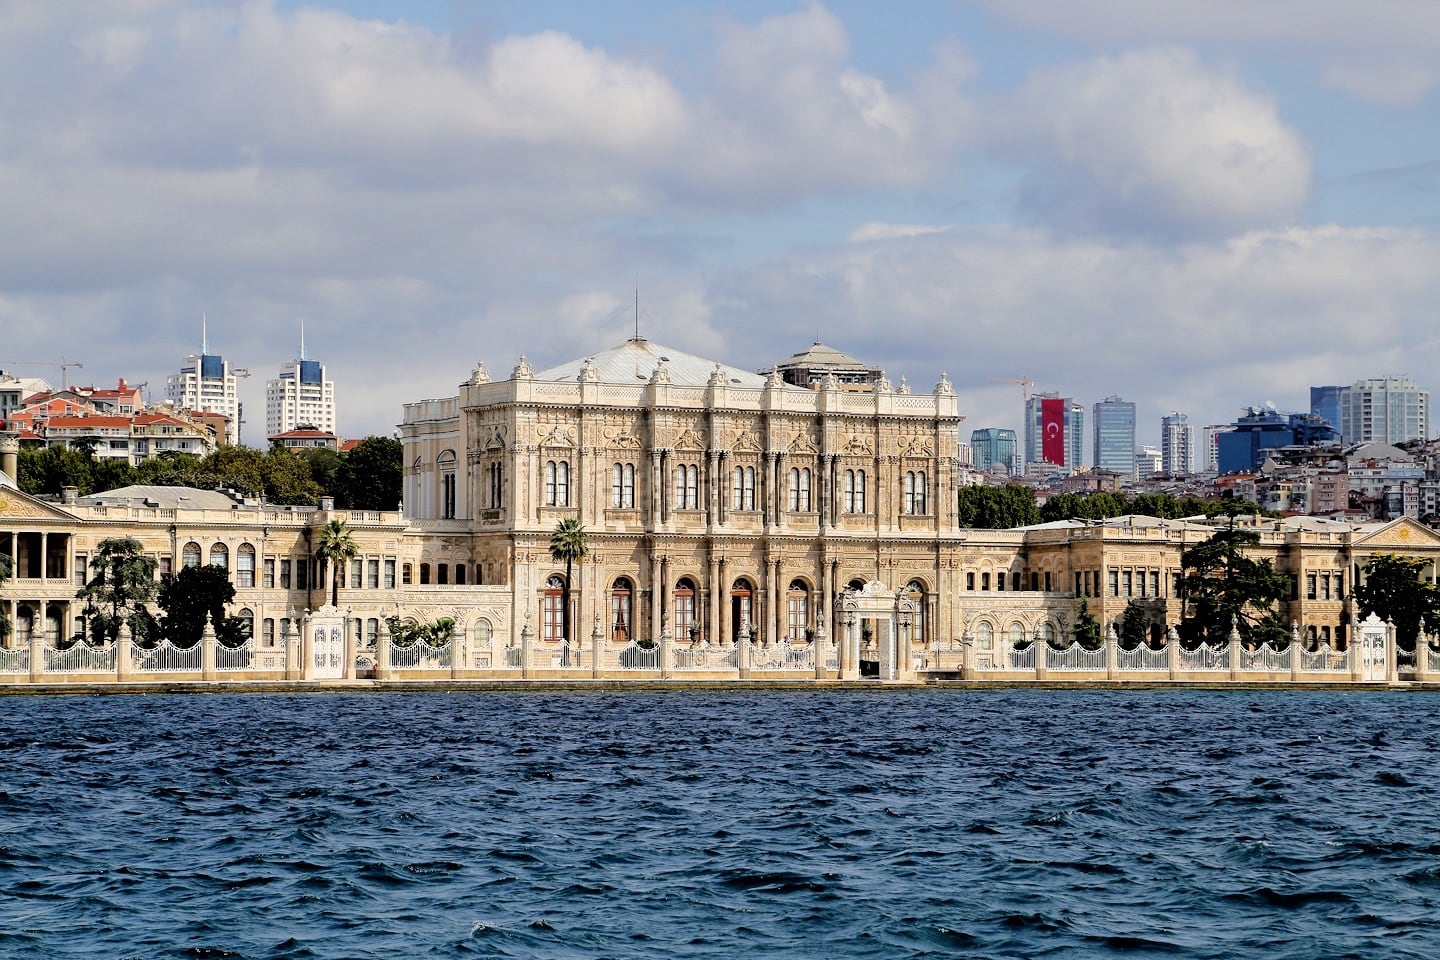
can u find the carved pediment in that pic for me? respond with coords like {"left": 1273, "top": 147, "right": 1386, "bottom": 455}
{"left": 842, "top": 434, "right": 874, "bottom": 456}
{"left": 604, "top": 427, "right": 642, "bottom": 450}
{"left": 484, "top": 425, "right": 507, "bottom": 452}
{"left": 537, "top": 423, "right": 576, "bottom": 448}
{"left": 731, "top": 430, "right": 762, "bottom": 453}
{"left": 789, "top": 431, "right": 819, "bottom": 454}
{"left": 1355, "top": 517, "right": 1440, "bottom": 549}
{"left": 0, "top": 491, "right": 79, "bottom": 522}
{"left": 897, "top": 435, "right": 934, "bottom": 457}
{"left": 674, "top": 428, "right": 706, "bottom": 451}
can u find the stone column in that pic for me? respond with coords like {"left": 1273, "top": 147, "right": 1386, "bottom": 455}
{"left": 649, "top": 552, "right": 661, "bottom": 645}
{"left": 1167, "top": 626, "right": 1180, "bottom": 680}
{"left": 738, "top": 627, "right": 751, "bottom": 680}
{"left": 300, "top": 613, "right": 315, "bottom": 682}
{"left": 520, "top": 622, "right": 531, "bottom": 680}
{"left": 1228, "top": 621, "right": 1242, "bottom": 681}
{"left": 1105, "top": 622, "right": 1118, "bottom": 682}
{"left": 1386, "top": 620, "right": 1398, "bottom": 684}
{"left": 450, "top": 620, "right": 464, "bottom": 680}
{"left": 1417, "top": 632, "right": 1431, "bottom": 683}
{"left": 1034, "top": 634, "right": 1047, "bottom": 681}
{"left": 717, "top": 558, "right": 729, "bottom": 646}
{"left": 29, "top": 628, "right": 43, "bottom": 683}
{"left": 1289, "top": 622, "right": 1301, "bottom": 683}
{"left": 39, "top": 532, "right": 48, "bottom": 583}
{"left": 708, "top": 553, "right": 720, "bottom": 646}
{"left": 375, "top": 618, "right": 391, "bottom": 682}
{"left": 591, "top": 613, "right": 603, "bottom": 679}
{"left": 771, "top": 558, "right": 784, "bottom": 646}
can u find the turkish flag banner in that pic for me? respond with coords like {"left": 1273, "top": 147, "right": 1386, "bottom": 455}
{"left": 1041, "top": 397, "right": 1065, "bottom": 465}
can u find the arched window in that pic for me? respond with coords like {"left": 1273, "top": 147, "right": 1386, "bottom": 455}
{"left": 610, "top": 577, "right": 633, "bottom": 643}
{"left": 906, "top": 580, "right": 927, "bottom": 645}
{"left": 1041, "top": 622, "right": 1057, "bottom": 647}
{"left": 402, "top": 563, "right": 413, "bottom": 585}
{"left": 438, "top": 450, "right": 457, "bottom": 519}
{"left": 612, "top": 463, "right": 635, "bottom": 508}
{"left": 788, "top": 467, "right": 812, "bottom": 511}
{"left": 903, "top": 471, "right": 928, "bottom": 515}
{"left": 545, "top": 460, "right": 570, "bottom": 506}
{"left": 488, "top": 462, "right": 504, "bottom": 508}
{"left": 1008, "top": 622, "right": 1026, "bottom": 647}
{"left": 474, "top": 619, "right": 493, "bottom": 646}
{"left": 182, "top": 542, "right": 201, "bottom": 568}
{"left": 236, "top": 544, "right": 255, "bottom": 587}
{"left": 438, "top": 563, "right": 449, "bottom": 585}
{"left": 455, "top": 563, "right": 467, "bottom": 585}
{"left": 674, "top": 464, "right": 699, "bottom": 510}
{"left": 673, "top": 578, "right": 697, "bottom": 641}
{"left": 975, "top": 621, "right": 994, "bottom": 650}
{"left": 733, "top": 466, "right": 755, "bottom": 510}
{"left": 543, "top": 574, "right": 565, "bottom": 642}
{"left": 236, "top": 608, "right": 254, "bottom": 642}
{"left": 420, "top": 563, "right": 431, "bottom": 585}
{"left": 844, "top": 469, "right": 866, "bottom": 513}
{"left": 731, "top": 578, "right": 754, "bottom": 642}
{"left": 786, "top": 579, "right": 810, "bottom": 641}
{"left": 209, "top": 543, "right": 229, "bottom": 571}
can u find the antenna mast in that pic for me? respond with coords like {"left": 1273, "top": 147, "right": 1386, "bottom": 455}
{"left": 634, "top": 276, "right": 640, "bottom": 341}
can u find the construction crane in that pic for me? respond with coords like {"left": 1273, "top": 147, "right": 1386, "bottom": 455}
{"left": 0, "top": 356, "right": 85, "bottom": 389}
{"left": 990, "top": 375, "right": 1035, "bottom": 404}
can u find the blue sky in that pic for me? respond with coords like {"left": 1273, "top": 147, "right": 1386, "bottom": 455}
{"left": 2, "top": 0, "right": 1437, "bottom": 456}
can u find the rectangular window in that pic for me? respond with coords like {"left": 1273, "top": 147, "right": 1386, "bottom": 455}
{"left": 368, "top": 559, "right": 380, "bottom": 589}
{"left": 402, "top": 563, "right": 412, "bottom": 586}
{"left": 384, "top": 559, "right": 396, "bottom": 589}
{"left": 296, "top": 560, "right": 309, "bottom": 591}
{"left": 966, "top": 571, "right": 975, "bottom": 591}
{"left": 350, "top": 559, "right": 362, "bottom": 589}
{"left": 997, "top": 572, "right": 1006, "bottom": 591}
{"left": 981, "top": 572, "right": 990, "bottom": 591}
{"left": 1123, "top": 570, "right": 1133, "bottom": 596}
{"left": 280, "top": 560, "right": 292, "bottom": 589}
{"left": 1151, "top": 571, "right": 1160, "bottom": 596}
{"left": 263, "top": 559, "right": 275, "bottom": 588}
{"left": 1109, "top": 570, "right": 1119, "bottom": 596}
{"left": 75, "top": 554, "right": 89, "bottom": 585}
{"left": 1137, "top": 571, "right": 1146, "bottom": 597}
{"left": 1014, "top": 572, "right": 1022, "bottom": 591}
{"left": 236, "top": 550, "right": 255, "bottom": 588}
{"left": 1044, "top": 572, "right": 1052, "bottom": 592}
{"left": 1307, "top": 573, "right": 1317, "bottom": 600}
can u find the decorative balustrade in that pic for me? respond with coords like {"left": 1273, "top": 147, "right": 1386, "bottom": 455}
{"left": 672, "top": 644, "right": 737, "bottom": 671}
{"left": 0, "top": 646, "right": 29, "bottom": 674}
{"left": 46, "top": 642, "right": 116, "bottom": 674}
{"left": 1178, "top": 644, "right": 1227, "bottom": 671}
{"left": 1117, "top": 645, "right": 1169, "bottom": 671}
{"left": 1429, "top": 645, "right": 1440, "bottom": 674}
{"left": 1241, "top": 645, "right": 1289, "bottom": 672}
{"left": 1048, "top": 644, "right": 1107, "bottom": 671}
{"left": 539, "top": 641, "right": 586, "bottom": 669}
{"left": 747, "top": 641, "right": 814, "bottom": 671}
{"left": 133, "top": 639, "right": 202, "bottom": 673}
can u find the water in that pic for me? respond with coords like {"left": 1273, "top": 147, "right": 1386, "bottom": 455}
{"left": 1, "top": 690, "right": 1439, "bottom": 959}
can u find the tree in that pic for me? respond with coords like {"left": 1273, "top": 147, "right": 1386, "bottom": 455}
{"left": 1072, "top": 596, "right": 1102, "bottom": 650}
{"left": 197, "top": 446, "right": 266, "bottom": 496}
{"left": 316, "top": 518, "right": 358, "bottom": 608}
{"left": 18, "top": 445, "right": 95, "bottom": 497}
{"left": 956, "top": 484, "right": 1040, "bottom": 529}
{"left": 75, "top": 537, "right": 158, "bottom": 645}
{"left": 262, "top": 447, "right": 322, "bottom": 506}
{"left": 157, "top": 564, "right": 237, "bottom": 648}
{"left": 548, "top": 518, "right": 589, "bottom": 645}
{"left": 301, "top": 446, "right": 345, "bottom": 495}
{"left": 1177, "top": 524, "right": 1291, "bottom": 648}
{"left": 1355, "top": 554, "right": 1440, "bottom": 653}
{"left": 335, "top": 436, "right": 402, "bottom": 511}
{"left": 385, "top": 615, "right": 456, "bottom": 647}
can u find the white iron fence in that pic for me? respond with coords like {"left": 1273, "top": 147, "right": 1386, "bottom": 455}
{"left": 132, "top": 639, "right": 202, "bottom": 673}
{"left": 45, "top": 642, "right": 116, "bottom": 674}
{"left": 672, "top": 644, "right": 738, "bottom": 671}
{"left": 1117, "top": 645, "right": 1168, "bottom": 671}
{"left": 0, "top": 646, "right": 29, "bottom": 674}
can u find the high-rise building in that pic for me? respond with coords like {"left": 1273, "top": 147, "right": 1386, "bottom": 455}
{"left": 1310, "top": 385, "right": 1343, "bottom": 438}
{"left": 1161, "top": 412, "right": 1194, "bottom": 474}
{"left": 1201, "top": 425, "right": 1232, "bottom": 473}
{"left": 1339, "top": 377, "right": 1429, "bottom": 447}
{"left": 166, "top": 320, "right": 241, "bottom": 445}
{"left": 1134, "top": 445, "right": 1162, "bottom": 478}
{"left": 1217, "top": 407, "right": 1339, "bottom": 474}
{"left": 1092, "top": 396, "right": 1136, "bottom": 474}
{"left": 970, "top": 427, "right": 1018, "bottom": 475}
{"left": 1025, "top": 393, "right": 1084, "bottom": 471}
{"left": 266, "top": 326, "right": 337, "bottom": 439}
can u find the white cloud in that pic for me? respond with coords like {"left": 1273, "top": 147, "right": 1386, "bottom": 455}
{"left": 991, "top": 48, "right": 1310, "bottom": 239}
{"left": 974, "top": 0, "right": 1440, "bottom": 105}
{"left": 847, "top": 222, "right": 952, "bottom": 242}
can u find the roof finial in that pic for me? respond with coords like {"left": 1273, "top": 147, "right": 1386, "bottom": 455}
{"left": 633, "top": 277, "right": 641, "bottom": 342}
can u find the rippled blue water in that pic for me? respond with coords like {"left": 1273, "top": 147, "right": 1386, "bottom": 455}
{"left": 2, "top": 690, "right": 1439, "bottom": 958}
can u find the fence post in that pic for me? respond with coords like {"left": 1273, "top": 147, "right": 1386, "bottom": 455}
{"left": 1417, "top": 633, "right": 1431, "bottom": 683}
{"left": 116, "top": 619, "right": 132, "bottom": 683}
{"left": 29, "top": 631, "right": 43, "bottom": 683}
{"left": 1228, "top": 621, "right": 1242, "bottom": 681}
{"left": 375, "top": 619, "right": 391, "bottom": 682}
{"left": 1167, "top": 626, "right": 1180, "bottom": 681}
{"left": 520, "top": 623, "right": 531, "bottom": 680}
{"left": 1349, "top": 631, "right": 1363, "bottom": 682}
{"left": 592, "top": 614, "right": 603, "bottom": 680}
{"left": 814, "top": 633, "right": 827, "bottom": 681}
{"left": 1386, "top": 620, "right": 1398, "bottom": 684}
{"left": 1105, "top": 622, "right": 1118, "bottom": 682}
{"left": 738, "top": 636, "right": 752, "bottom": 680}
{"left": 1034, "top": 638, "right": 1047, "bottom": 682}
{"left": 659, "top": 629, "right": 671, "bottom": 680}
{"left": 1289, "top": 622, "right": 1301, "bottom": 683}
{"left": 202, "top": 616, "right": 218, "bottom": 682}
{"left": 345, "top": 618, "right": 359, "bottom": 681}
{"left": 301, "top": 613, "right": 316, "bottom": 682}
{"left": 450, "top": 623, "right": 464, "bottom": 681}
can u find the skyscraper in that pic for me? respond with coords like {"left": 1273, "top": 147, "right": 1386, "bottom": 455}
{"left": 1339, "top": 377, "right": 1429, "bottom": 446}
{"left": 1025, "top": 393, "right": 1083, "bottom": 471}
{"left": 1310, "top": 385, "right": 1343, "bottom": 438}
{"left": 1161, "top": 411, "right": 1194, "bottom": 474}
{"left": 166, "top": 318, "right": 240, "bottom": 445}
{"left": 969, "top": 427, "right": 1018, "bottom": 475}
{"left": 266, "top": 324, "right": 337, "bottom": 438}
{"left": 1092, "top": 396, "right": 1136, "bottom": 474}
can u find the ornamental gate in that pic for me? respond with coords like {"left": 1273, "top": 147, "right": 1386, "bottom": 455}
{"left": 1358, "top": 613, "right": 1388, "bottom": 683}
{"left": 309, "top": 609, "right": 346, "bottom": 680}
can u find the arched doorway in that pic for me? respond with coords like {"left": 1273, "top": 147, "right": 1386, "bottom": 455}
{"left": 905, "top": 580, "right": 927, "bottom": 647}
{"left": 542, "top": 574, "right": 565, "bottom": 643}
{"left": 731, "top": 578, "right": 754, "bottom": 643}
{"left": 674, "top": 578, "right": 697, "bottom": 642}
{"left": 786, "top": 579, "right": 810, "bottom": 642}
{"left": 610, "top": 577, "right": 633, "bottom": 643}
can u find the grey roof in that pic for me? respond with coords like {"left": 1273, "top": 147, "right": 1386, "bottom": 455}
{"left": 776, "top": 341, "right": 873, "bottom": 370}
{"left": 534, "top": 338, "right": 768, "bottom": 388}
{"left": 77, "top": 485, "right": 240, "bottom": 510}
{"left": 0, "top": 469, "right": 16, "bottom": 491}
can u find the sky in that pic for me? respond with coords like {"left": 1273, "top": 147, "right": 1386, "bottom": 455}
{"left": 1, "top": 0, "right": 1437, "bottom": 456}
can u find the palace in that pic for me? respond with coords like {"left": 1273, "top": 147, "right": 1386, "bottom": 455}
{"left": 4, "top": 337, "right": 1440, "bottom": 685}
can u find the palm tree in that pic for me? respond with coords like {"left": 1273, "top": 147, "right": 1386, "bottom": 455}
{"left": 316, "top": 518, "right": 359, "bottom": 608}
{"left": 548, "top": 518, "right": 589, "bottom": 647}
